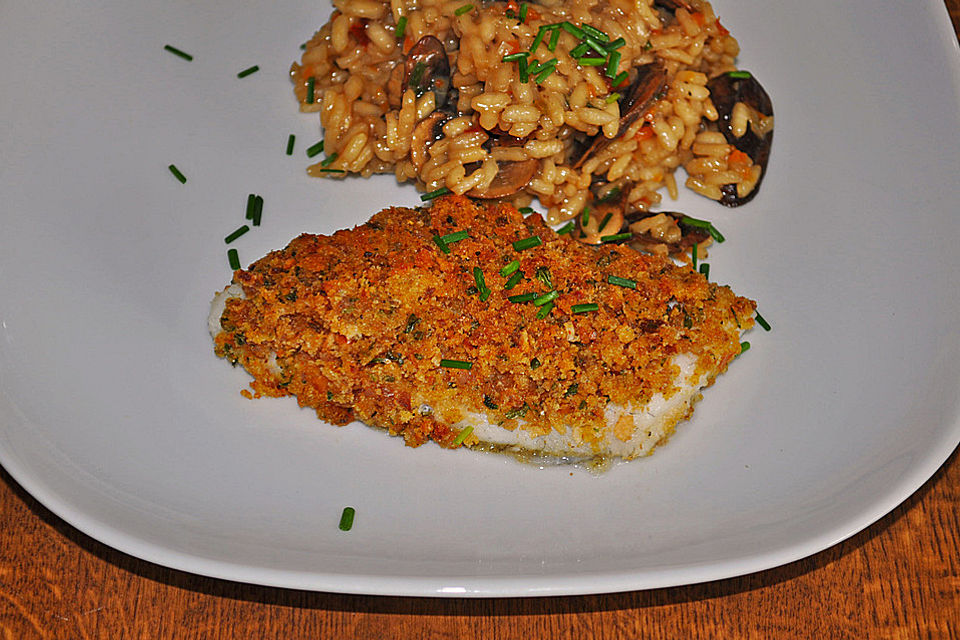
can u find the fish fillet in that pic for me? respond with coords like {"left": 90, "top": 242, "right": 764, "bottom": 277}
{"left": 210, "top": 196, "right": 755, "bottom": 461}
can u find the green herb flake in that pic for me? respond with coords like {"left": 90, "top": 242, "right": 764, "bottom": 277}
{"left": 306, "top": 139, "right": 325, "bottom": 158}
{"left": 536, "top": 301, "right": 554, "bottom": 318}
{"left": 739, "top": 341, "right": 751, "bottom": 354}
{"left": 564, "top": 382, "right": 579, "bottom": 397}
{"left": 455, "top": 3, "right": 474, "bottom": 16}
{"left": 607, "top": 275, "right": 637, "bottom": 289}
{"left": 227, "top": 248, "right": 241, "bottom": 270}
{"left": 167, "top": 164, "right": 187, "bottom": 184}
{"left": 728, "top": 70, "right": 753, "bottom": 79}
{"left": 600, "top": 232, "right": 632, "bottom": 243}
{"left": 699, "top": 262, "right": 710, "bottom": 279}
{"left": 512, "top": 236, "right": 542, "bottom": 251}
{"left": 504, "top": 270, "right": 524, "bottom": 290}
{"left": 225, "top": 225, "right": 250, "bottom": 244}
{"left": 452, "top": 426, "right": 474, "bottom": 446}
{"left": 500, "top": 260, "right": 521, "bottom": 277}
{"left": 530, "top": 357, "right": 541, "bottom": 369}
{"left": 556, "top": 221, "right": 575, "bottom": 235}
{"left": 395, "top": 16, "right": 407, "bottom": 38}
{"left": 533, "top": 290, "right": 559, "bottom": 306}
{"left": 286, "top": 134, "right": 296, "bottom": 155}
{"left": 504, "top": 404, "right": 530, "bottom": 420}
{"left": 440, "top": 358, "right": 474, "bottom": 370}
{"left": 237, "top": 65, "right": 259, "bottom": 78}
{"left": 432, "top": 235, "right": 451, "bottom": 254}
{"left": 306, "top": 76, "right": 315, "bottom": 103}
{"left": 441, "top": 229, "right": 470, "bottom": 244}
{"left": 421, "top": 186, "right": 452, "bottom": 201}
{"left": 572, "top": 303, "right": 599, "bottom": 314}
{"left": 163, "top": 44, "right": 193, "bottom": 61}
{"left": 755, "top": 311, "right": 772, "bottom": 331}
{"left": 338, "top": 506, "right": 356, "bottom": 531}
{"left": 508, "top": 292, "right": 537, "bottom": 303}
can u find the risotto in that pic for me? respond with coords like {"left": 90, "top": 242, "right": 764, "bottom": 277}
{"left": 291, "top": 0, "right": 773, "bottom": 224}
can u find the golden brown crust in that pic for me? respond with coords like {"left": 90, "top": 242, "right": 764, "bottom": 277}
{"left": 214, "top": 196, "right": 755, "bottom": 449}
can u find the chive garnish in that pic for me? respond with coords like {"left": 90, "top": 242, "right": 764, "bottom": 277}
{"left": 473, "top": 266, "right": 487, "bottom": 292}
{"left": 306, "top": 139, "right": 324, "bottom": 157}
{"left": 237, "top": 65, "right": 259, "bottom": 78}
{"left": 530, "top": 357, "right": 541, "bottom": 369}
{"left": 395, "top": 16, "right": 407, "bottom": 38}
{"left": 570, "top": 42, "right": 590, "bottom": 59}
{"left": 533, "top": 290, "right": 559, "bottom": 306}
{"left": 580, "top": 206, "right": 591, "bottom": 226}
{"left": 597, "top": 212, "right": 613, "bottom": 231}
{"left": 692, "top": 243, "right": 698, "bottom": 270}
{"left": 598, "top": 187, "right": 620, "bottom": 202}
{"left": 556, "top": 221, "right": 575, "bottom": 235}
{"left": 163, "top": 45, "right": 193, "bottom": 61}
{"left": 168, "top": 164, "right": 187, "bottom": 184}
{"left": 605, "top": 37, "right": 625, "bottom": 50}
{"left": 320, "top": 153, "right": 338, "bottom": 167}
{"left": 518, "top": 56, "right": 529, "bottom": 83}
{"left": 500, "top": 260, "right": 520, "bottom": 277}
{"left": 338, "top": 506, "right": 355, "bottom": 531}
{"left": 306, "top": 76, "right": 315, "bottom": 103}
{"left": 508, "top": 292, "right": 537, "bottom": 303}
{"left": 479, "top": 288, "right": 492, "bottom": 302}
{"left": 286, "top": 134, "right": 296, "bottom": 155}
{"left": 504, "top": 404, "right": 530, "bottom": 420}
{"left": 681, "top": 215, "right": 725, "bottom": 242}
{"left": 512, "top": 236, "right": 542, "bottom": 251}
{"left": 441, "top": 229, "right": 470, "bottom": 244}
{"left": 225, "top": 225, "right": 250, "bottom": 244}
{"left": 409, "top": 62, "right": 426, "bottom": 93}
{"left": 455, "top": 3, "right": 474, "bottom": 15}
{"left": 572, "top": 303, "right": 599, "bottom": 314}
{"left": 605, "top": 92, "right": 621, "bottom": 104}
{"left": 582, "top": 35, "right": 608, "bottom": 56}
{"left": 252, "top": 195, "right": 263, "bottom": 226}
{"left": 728, "top": 70, "right": 752, "bottom": 79}
{"left": 319, "top": 168, "right": 346, "bottom": 173}
{"left": 452, "top": 426, "right": 474, "bottom": 446}
{"left": 600, "top": 232, "right": 632, "bottom": 243}
{"left": 502, "top": 52, "right": 529, "bottom": 62}
{"left": 504, "top": 270, "right": 524, "bottom": 289}
{"left": 548, "top": 27, "right": 561, "bottom": 51}
{"left": 581, "top": 23, "right": 608, "bottom": 41}
{"left": 529, "top": 27, "right": 548, "bottom": 53}
{"left": 518, "top": 2, "right": 529, "bottom": 22}
{"left": 560, "top": 21, "right": 585, "bottom": 39}
{"left": 534, "top": 63, "right": 556, "bottom": 84}
{"left": 739, "top": 341, "right": 751, "bottom": 354}
{"left": 421, "top": 187, "right": 451, "bottom": 201}
{"left": 246, "top": 193, "right": 257, "bottom": 220}
{"left": 606, "top": 51, "right": 621, "bottom": 77}
{"left": 755, "top": 311, "right": 772, "bottom": 331}
{"left": 440, "top": 359, "right": 474, "bottom": 370}
{"left": 536, "top": 301, "right": 554, "bottom": 318}
{"left": 227, "top": 248, "right": 241, "bottom": 270}
{"left": 432, "top": 235, "right": 451, "bottom": 254}
{"left": 699, "top": 263, "right": 710, "bottom": 279}
{"left": 607, "top": 275, "right": 637, "bottom": 289}
{"left": 518, "top": 206, "right": 534, "bottom": 214}
{"left": 611, "top": 71, "right": 628, "bottom": 87}
{"left": 578, "top": 57, "right": 605, "bottom": 66}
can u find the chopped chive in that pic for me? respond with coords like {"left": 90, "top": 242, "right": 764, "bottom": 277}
{"left": 535, "top": 266, "right": 553, "bottom": 290}
{"left": 508, "top": 292, "right": 537, "bottom": 303}
{"left": 245, "top": 193, "right": 257, "bottom": 221}
{"left": 300, "top": 42, "right": 307, "bottom": 50}
{"left": 227, "top": 248, "right": 241, "bottom": 270}
{"left": 548, "top": 27, "right": 561, "bottom": 51}
{"left": 530, "top": 357, "right": 541, "bottom": 369}
{"left": 502, "top": 52, "right": 529, "bottom": 62}
{"left": 607, "top": 275, "right": 637, "bottom": 289}
{"left": 320, "top": 153, "right": 338, "bottom": 167}
{"left": 473, "top": 266, "right": 487, "bottom": 292}
{"left": 601, "top": 232, "right": 632, "bottom": 243}
{"left": 286, "top": 134, "right": 296, "bottom": 155}
{"left": 597, "top": 212, "right": 613, "bottom": 231}
{"left": 252, "top": 195, "right": 264, "bottom": 226}
{"left": 518, "top": 206, "right": 534, "bottom": 214}
{"left": 739, "top": 341, "right": 751, "bottom": 354}
{"left": 500, "top": 260, "right": 520, "bottom": 277}
{"left": 699, "top": 262, "right": 710, "bottom": 279}
{"left": 556, "top": 221, "right": 575, "bottom": 235}
{"left": 572, "top": 302, "right": 599, "bottom": 314}
{"left": 504, "top": 270, "right": 524, "bottom": 290}
{"left": 163, "top": 44, "right": 193, "bottom": 61}
{"left": 536, "top": 301, "right": 554, "bottom": 318}
{"left": 692, "top": 243, "right": 698, "bottom": 270}
{"left": 395, "top": 16, "right": 407, "bottom": 38}
{"left": 560, "top": 21, "right": 585, "bottom": 39}
{"left": 504, "top": 403, "right": 530, "bottom": 420}
{"left": 519, "top": 2, "right": 529, "bottom": 22}
{"left": 581, "top": 23, "right": 609, "bottom": 41}
{"left": 225, "top": 225, "right": 250, "bottom": 244}
{"left": 421, "top": 186, "right": 451, "bottom": 201}
{"left": 306, "top": 76, "right": 315, "bottom": 103}
{"left": 479, "top": 287, "right": 492, "bottom": 301}
{"left": 452, "top": 426, "right": 474, "bottom": 446}
{"left": 598, "top": 186, "right": 621, "bottom": 202}
{"left": 455, "top": 3, "right": 474, "bottom": 15}
{"left": 237, "top": 65, "right": 259, "bottom": 78}
{"left": 611, "top": 71, "right": 628, "bottom": 87}
{"left": 755, "top": 311, "right": 772, "bottom": 331}
{"left": 167, "top": 164, "right": 187, "bottom": 184}
{"left": 605, "top": 37, "right": 626, "bottom": 51}
{"left": 605, "top": 92, "right": 621, "bottom": 104}
{"left": 338, "top": 506, "right": 355, "bottom": 531}
{"left": 409, "top": 62, "right": 426, "bottom": 93}
{"left": 306, "top": 139, "right": 324, "bottom": 158}
{"left": 533, "top": 290, "right": 559, "bottom": 306}
{"left": 319, "top": 168, "right": 346, "bottom": 173}
{"left": 578, "top": 57, "right": 606, "bottom": 67}
{"left": 570, "top": 42, "right": 591, "bottom": 59}
{"left": 728, "top": 70, "right": 752, "bottom": 79}
{"left": 534, "top": 65, "right": 556, "bottom": 84}
{"left": 681, "top": 215, "right": 725, "bottom": 243}
{"left": 580, "top": 206, "right": 591, "bottom": 226}
{"left": 441, "top": 229, "right": 470, "bottom": 244}
{"left": 518, "top": 56, "right": 530, "bottom": 83}
{"left": 583, "top": 35, "right": 608, "bottom": 56}
{"left": 512, "top": 236, "right": 542, "bottom": 251}
{"left": 432, "top": 235, "right": 451, "bottom": 254}
{"left": 440, "top": 358, "right": 474, "bottom": 370}
{"left": 606, "top": 51, "right": 621, "bottom": 77}
{"left": 529, "top": 27, "right": 547, "bottom": 53}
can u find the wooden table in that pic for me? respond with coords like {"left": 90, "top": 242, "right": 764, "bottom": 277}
{"left": 4, "top": 6, "right": 960, "bottom": 639}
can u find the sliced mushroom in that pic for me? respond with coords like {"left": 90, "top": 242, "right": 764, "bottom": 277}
{"left": 466, "top": 157, "right": 539, "bottom": 199}
{"left": 571, "top": 62, "right": 668, "bottom": 169}
{"left": 706, "top": 71, "right": 774, "bottom": 206}
{"left": 403, "top": 35, "right": 452, "bottom": 107}
{"left": 409, "top": 112, "right": 450, "bottom": 170}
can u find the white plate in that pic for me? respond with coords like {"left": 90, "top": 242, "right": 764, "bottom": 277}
{"left": 1, "top": 0, "right": 959, "bottom": 597}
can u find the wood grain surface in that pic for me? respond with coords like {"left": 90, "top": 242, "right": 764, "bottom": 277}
{"left": 3, "top": 4, "right": 960, "bottom": 639}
